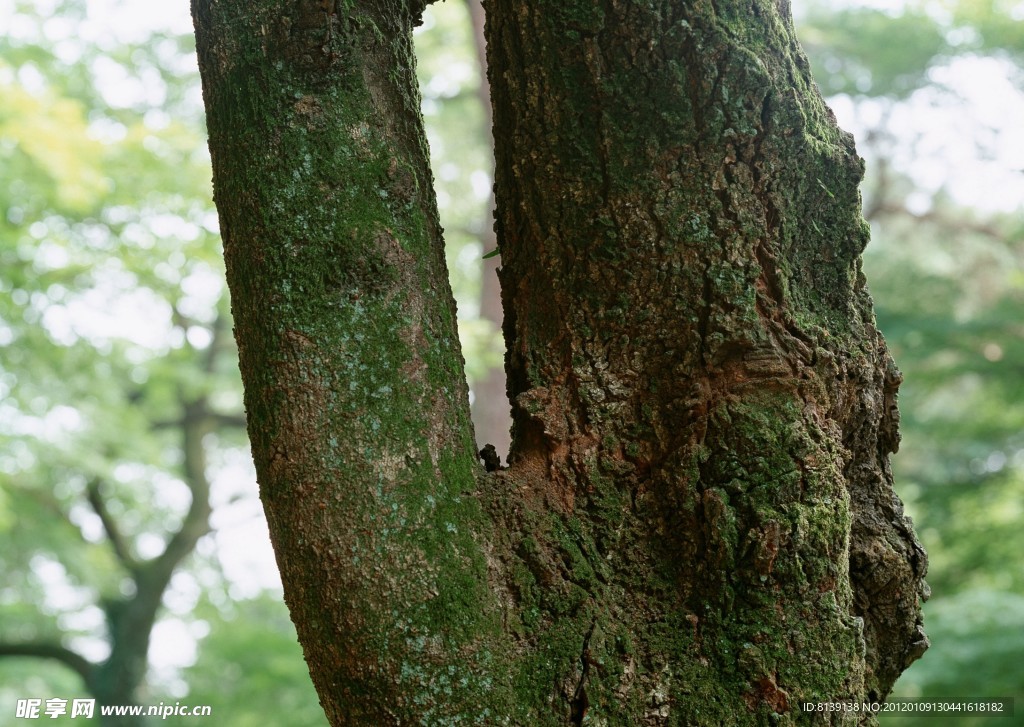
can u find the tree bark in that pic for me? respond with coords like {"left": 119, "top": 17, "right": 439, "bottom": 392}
{"left": 194, "top": 0, "right": 928, "bottom": 723}
{"left": 484, "top": 0, "right": 928, "bottom": 720}
{"left": 193, "top": 0, "right": 511, "bottom": 722}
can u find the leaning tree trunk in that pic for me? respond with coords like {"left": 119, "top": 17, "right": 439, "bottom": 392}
{"left": 193, "top": 0, "right": 928, "bottom": 724}
{"left": 192, "top": 0, "right": 512, "bottom": 722}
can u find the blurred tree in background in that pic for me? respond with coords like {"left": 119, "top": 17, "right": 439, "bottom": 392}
{"left": 0, "top": 0, "right": 1021, "bottom": 723}
{"left": 799, "top": 1, "right": 1024, "bottom": 723}
{"left": 0, "top": 0, "right": 320, "bottom": 723}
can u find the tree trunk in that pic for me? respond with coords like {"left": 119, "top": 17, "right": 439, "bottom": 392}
{"left": 484, "top": 0, "right": 928, "bottom": 719}
{"left": 192, "top": 0, "right": 512, "bottom": 722}
{"left": 193, "top": 0, "right": 928, "bottom": 724}
{"left": 466, "top": 0, "right": 513, "bottom": 460}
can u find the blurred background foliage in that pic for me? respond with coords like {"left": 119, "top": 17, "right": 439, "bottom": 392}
{"left": 798, "top": 2, "right": 1024, "bottom": 723}
{"left": 0, "top": 0, "right": 1020, "bottom": 724}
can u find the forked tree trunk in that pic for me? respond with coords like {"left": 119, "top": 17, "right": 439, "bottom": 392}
{"left": 193, "top": 0, "right": 927, "bottom": 724}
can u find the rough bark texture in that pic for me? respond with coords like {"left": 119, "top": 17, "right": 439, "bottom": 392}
{"left": 193, "top": 0, "right": 511, "bottom": 723}
{"left": 484, "top": 0, "right": 927, "bottom": 722}
{"left": 193, "top": 0, "right": 928, "bottom": 724}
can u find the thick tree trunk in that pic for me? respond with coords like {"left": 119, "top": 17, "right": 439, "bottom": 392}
{"left": 192, "top": 0, "right": 512, "bottom": 722}
{"left": 194, "top": 0, "right": 927, "bottom": 724}
{"left": 484, "top": 0, "right": 927, "bottom": 721}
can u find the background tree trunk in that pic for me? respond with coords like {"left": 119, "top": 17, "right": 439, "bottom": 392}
{"left": 194, "top": 0, "right": 928, "bottom": 723}
{"left": 1, "top": 337, "right": 223, "bottom": 727}
{"left": 466, "top": 0, "right": 513, "bottom": 461}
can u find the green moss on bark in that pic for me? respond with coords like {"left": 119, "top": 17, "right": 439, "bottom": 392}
{"left": 194, "top": 0, "right": 515, "bottom": 722}
{"left": 486, "top": 0, "right": 927, "bottom": 722}
{"left": 196, "top": 0, "right": 927, "bottom": 722}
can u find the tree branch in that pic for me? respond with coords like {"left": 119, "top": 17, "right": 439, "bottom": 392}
{"left": 203, "top": 309, "right": 228, "bottom": 375}
{"left": 85, "top": 478, "right": 138, "bottom": 571}
{"left": 0, "top": 642, "right": 96, "bottom": 686}
{"left": 151, "top": 410, "right": 246, "bottom": 431}
{"left": 869, "top": 202, "right": 1006, "bottom": 239}
{"left": 146, "top": 397, "right": 212, "bottom": 588}
{"left": 95, "top": 391, "right": 216, "bottom": 701}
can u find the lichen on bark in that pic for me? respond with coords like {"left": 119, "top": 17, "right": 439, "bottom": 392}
{"left": 194, "top": 0, "right": 514, "bottom": 722}
{"left": 194, "top": 0, "right": 928, "bottom": 723}
{"left": 484, "top": 0, "right": 928, "bottom": 722}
